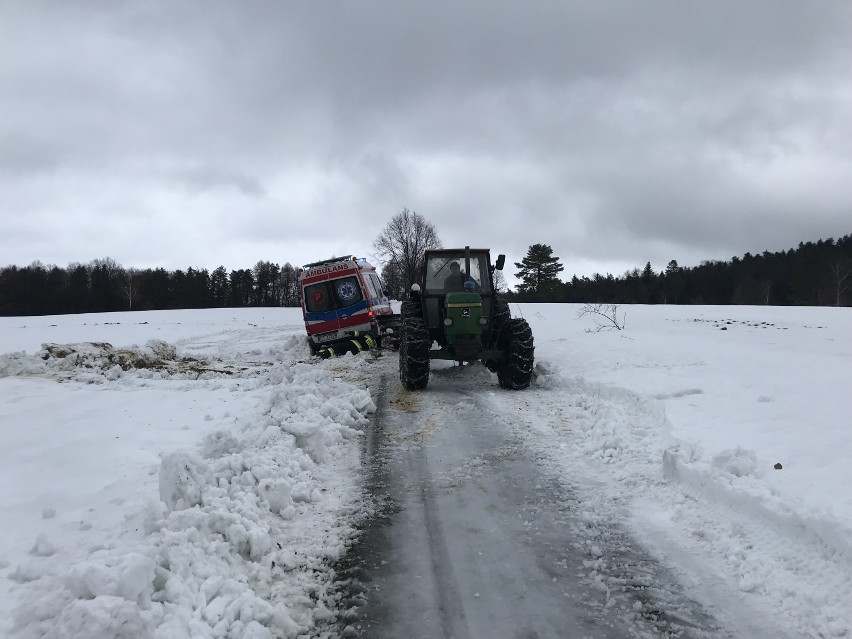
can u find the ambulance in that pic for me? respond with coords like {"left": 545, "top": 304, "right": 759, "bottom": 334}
{"left": 298, "top": 255, "right": 397, "bottom": 354}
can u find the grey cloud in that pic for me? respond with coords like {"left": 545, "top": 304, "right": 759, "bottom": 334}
{"left": 176, "top": 165, "right": 266, "bottom": 197}
{"left": 1, "top": 1, "right": 850, "bottom": 276}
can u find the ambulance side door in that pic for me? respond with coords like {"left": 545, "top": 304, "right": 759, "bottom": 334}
{"left": 329, "top": 274, "right": 367, "bottom": 324}
{"left": 302, "top": 275, "right": 341, "bottom": 340}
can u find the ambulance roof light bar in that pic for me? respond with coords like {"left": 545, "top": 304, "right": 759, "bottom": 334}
{"left": 302, "top": 255, "right": 357, "bottom": 269}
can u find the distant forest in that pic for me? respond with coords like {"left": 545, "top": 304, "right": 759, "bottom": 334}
{"left": 0, "top": 259, "right": 301, "bottom": 316}
{"left": 506, "top": 234, "right": 852, "bottom": 307}
{"left": 1, "top": 235, "right": 850, "bottom": 316}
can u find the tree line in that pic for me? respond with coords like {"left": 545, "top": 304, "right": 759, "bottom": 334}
{"left": 0, "top": 258, "right": 302, "bottom": 316}
{"left": 369, "top": 211, "right": 847, "bottom": 308}
{"left": 370, "top": 210, "right": 851, "bottom": 307}
{"left": 3, "top": 205, "right": 850, "bottom": 316}
{"left": 508, "top": 235, "right": 852, "bottom": 306}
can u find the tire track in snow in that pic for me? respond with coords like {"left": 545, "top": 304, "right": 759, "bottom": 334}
{"left": 494, "top": 364, "right": 811, "bottom": 639}
{"left": 331, "top": 357, "right": 732, "bottom": 639}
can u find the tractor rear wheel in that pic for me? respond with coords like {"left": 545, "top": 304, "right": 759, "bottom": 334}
{"left": 399, "top": 317, "right": 431, "bottom": 390}
{"left": 497, "top": 318, "right": 534, "bottom": 390}
{"left": 400, "top": 299, "right": 423, "bottom": 319}
{"left": 492, "top": 296, "right": 510, "bottom": 332}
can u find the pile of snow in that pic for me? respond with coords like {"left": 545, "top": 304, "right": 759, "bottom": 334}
{"left": 0, "top": 339, "right": 199, "bottom": 382}
{"left": 0, "top": 311, "right": 377, "bottom": 639}
{"left": 10, "top": 361, "right": 375, "bottom": 638}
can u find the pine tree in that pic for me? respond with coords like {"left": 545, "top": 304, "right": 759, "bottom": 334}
{"left": 89, "top": 257, "right": 123, "bottom": 312}
{"left": 664, "top": 260, "right": 685, "bottom": 304}
{"left": 514, "top": 244, "right": 565, "bottom": 301}
{"left": 210, "top": 266, "right": 230, "bottom": 307}
{"left": 228, "top": 269, "right": 255, "bottom": 307}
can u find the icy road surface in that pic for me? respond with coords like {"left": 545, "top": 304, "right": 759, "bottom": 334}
{"left": 336, "top": 360, "right": 783, "bottom": 639}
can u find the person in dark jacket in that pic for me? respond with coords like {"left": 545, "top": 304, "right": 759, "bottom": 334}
{"left": 443, "top": 262, "right": 468, "bottom": 292}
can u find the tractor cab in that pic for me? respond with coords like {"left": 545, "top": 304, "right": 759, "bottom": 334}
{"left": 419, "top": 249, "right": 503, "bottom": 341}
{"left": 423, "top": 252, "right": 492, "bottom": 295}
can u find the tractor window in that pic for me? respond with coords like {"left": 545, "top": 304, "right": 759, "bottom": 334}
{"left": 424, "top": 254, "right": 491, "bottom": 294}
{"left": 304, "top": 282, "right": 332, "bottom": 312}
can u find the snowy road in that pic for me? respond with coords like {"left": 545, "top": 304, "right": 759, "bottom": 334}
{"left": 336, "top": 361, "right": 734, "bottom": 639}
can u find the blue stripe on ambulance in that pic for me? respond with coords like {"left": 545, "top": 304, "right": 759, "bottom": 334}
{"left": 304, "top": 299, "right": 369, "bottom": 323}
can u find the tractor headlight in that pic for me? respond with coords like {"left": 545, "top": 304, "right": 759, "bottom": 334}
{"left": 443, "top": 318, "right": 453, "bottom": 326}
{"left": 478, "top": 317, "right": 488, "bottom": 326}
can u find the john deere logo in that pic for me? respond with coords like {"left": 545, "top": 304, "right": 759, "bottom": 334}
{"left": 462, "top": 308, "right": 470, "bottom": 317}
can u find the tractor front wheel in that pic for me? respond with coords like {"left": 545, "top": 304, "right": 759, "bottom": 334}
{"left": 497, "top": 318, "right": 534, "bottom": 390}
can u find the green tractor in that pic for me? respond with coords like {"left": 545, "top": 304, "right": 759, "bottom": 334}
{"left": 399, "top": 247, "right": 534, "bottom": 391}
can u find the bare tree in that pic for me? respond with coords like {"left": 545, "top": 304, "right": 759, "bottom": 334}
{"left": 380, "top": 258, "right": 406, "bottom": 300}
{"left": 373, "top": 208, "right": 441, "bottom": 291}
{"left": 830, "top": 258, "right": 852, "bottom": 307}
{"left": 279, "top": 263, "right": 300, "bottom": 307}
{"left": 493, "top": 269, "right": 508, "bottom": 293}
{"left": 120, "top": 268, "right": 140, "bottom": 310}
{"left": 760, "top": 279, "right": 772, "bottom": 305}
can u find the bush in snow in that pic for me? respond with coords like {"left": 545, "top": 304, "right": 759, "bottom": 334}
{"left": 577, "top": 302, "right": 626, "bottom": 331}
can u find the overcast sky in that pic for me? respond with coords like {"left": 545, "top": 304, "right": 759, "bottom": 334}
{"left": 2, "top": 1, "right": 851, "bottom": 283}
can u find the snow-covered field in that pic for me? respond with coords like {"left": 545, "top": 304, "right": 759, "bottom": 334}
{"left": 0, "top": 304, "right": 850, "bottom": 637}
{"left": 510, "top": 304, "right": 852, "bottom": 638}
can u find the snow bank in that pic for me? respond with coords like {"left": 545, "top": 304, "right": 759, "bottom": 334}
{"left": 2, "top": 317, "right": 376, "bottom": 639}
{"left": 512, "top": 361, "right": 852, "bottom": 636}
